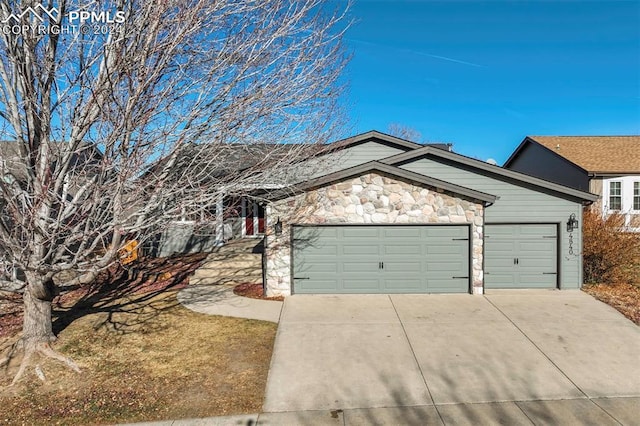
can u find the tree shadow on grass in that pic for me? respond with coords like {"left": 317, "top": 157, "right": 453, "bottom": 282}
{"left": 51, "top": 252, "right": 209, "bottom": 336}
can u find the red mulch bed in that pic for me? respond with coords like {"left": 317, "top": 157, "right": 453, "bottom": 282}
{"left": 583, "top": 283, "right": 640, "bottom": 325}
{"left": 233, "top": 283, "right": 284, "bottom": 302}
{"left": 0, "top": 252, "right": 209, "bottom": 339}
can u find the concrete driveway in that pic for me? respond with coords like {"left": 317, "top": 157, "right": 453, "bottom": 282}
{"left": 263, "top": 291, "right": 640, "bottom": 423}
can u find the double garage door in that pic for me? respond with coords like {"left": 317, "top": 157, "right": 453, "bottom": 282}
{"left": 292, "top": 225, "right": 470, "bottom": 294}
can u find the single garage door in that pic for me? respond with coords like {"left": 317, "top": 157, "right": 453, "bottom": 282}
{"left": 292, "top": 225, "right": 470, "bottom": 294}
{"left": 484, "top": 224, "right": 558, "bottom": 289}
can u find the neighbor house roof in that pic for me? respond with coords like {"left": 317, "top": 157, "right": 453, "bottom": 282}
{"left": 0, "top": 141, "right": 103, "bottom": 183}
{"left": 508, "top": 136, "right": 640, "bottom": 175}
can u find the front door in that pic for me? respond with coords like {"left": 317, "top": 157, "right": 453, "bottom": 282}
{"left": 244, "top": 200, "right": 265, "bottom": 236}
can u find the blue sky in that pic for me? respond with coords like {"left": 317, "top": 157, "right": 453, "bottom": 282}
{"left": 341, "top": 0, "right": 640, "bottom": 163}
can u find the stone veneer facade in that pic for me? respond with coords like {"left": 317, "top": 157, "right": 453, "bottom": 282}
{"left": 264, "top": 172, "right": 485, "bottom": 296}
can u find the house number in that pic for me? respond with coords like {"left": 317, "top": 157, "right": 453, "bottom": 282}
{"left": 568, "top": 232, "right": 574, "bottom": 256}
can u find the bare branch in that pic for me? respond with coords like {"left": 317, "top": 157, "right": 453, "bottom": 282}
{"left": 0, "top": 0, "right": 350, "bottom": 378}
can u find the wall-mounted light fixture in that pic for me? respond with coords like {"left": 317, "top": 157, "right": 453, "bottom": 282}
{"left": 274, "top": 217, "right": 283, "bottom": 236}
{"left": 566, "top": 213, "right": 578, "bottom": 232}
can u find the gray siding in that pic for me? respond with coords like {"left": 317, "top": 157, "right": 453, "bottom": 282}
{"left": 400, "top": 158, "right": 584, "bottom": 288}
{"left": 153, "top": 223, "right": 220, "bottom": 257}
{"left": 302, "top": 141, "right": 409, "bottom": 181}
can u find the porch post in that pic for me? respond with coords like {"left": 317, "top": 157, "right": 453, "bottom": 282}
{"left": 241, "top": 197, "right": 247, "bottom": 237}
{"left": 215, "top": 193, "right": 224, "bottom": 245}
{"left": 253, "top": 201, "right": 259, "bottom": 235}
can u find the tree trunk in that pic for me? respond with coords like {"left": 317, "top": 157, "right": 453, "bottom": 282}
{"left": 8, "top": 274, "right": 80, "bottom": 385}
{"left": 22, "top": 275, "right": 56, "bottom": 345}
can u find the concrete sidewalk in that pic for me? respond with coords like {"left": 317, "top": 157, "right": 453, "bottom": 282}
{"left": 127, "top": 396, "right": 639, "bottom": 425}
{"left": 177, "top": 284, "right": 283, "bottom": 323}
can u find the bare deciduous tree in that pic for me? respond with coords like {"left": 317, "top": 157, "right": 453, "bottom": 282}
{"left": 0, "top": 0, "right": 349, "bottom": 384}
{"left": 387, "top": 123, "right": 423, "bottom": 142}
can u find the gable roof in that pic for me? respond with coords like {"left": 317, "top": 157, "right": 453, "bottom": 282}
{"left": 326, "top": 130, "right": 441, "bottom": 152}
{"left": 266, "top": 160, "right": 498, "bottom": 204}
{"left": 506, "top": 136, "right": 640, "bottom": 174}
{"left": 379, "top": 145, "right": 598, "bottom": 203}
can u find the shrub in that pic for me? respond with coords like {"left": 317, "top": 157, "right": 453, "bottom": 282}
{"left": 583, "top": 210, "right": 640, "bottom": 285}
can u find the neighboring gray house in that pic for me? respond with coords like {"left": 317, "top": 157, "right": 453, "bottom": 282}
{"left": 504, "top": 136, "right": 640, "bottom": 231}
{"left": 261, "top": 131, "right": 597, "bottom": 296}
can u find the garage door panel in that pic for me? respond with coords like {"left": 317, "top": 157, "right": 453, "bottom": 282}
{"left": 429, "top": 278, "right": 469, "bottom": 293}
{"left": 428, "top": 261, "right": 466, "bottom": 273}
{"left": 517, "top": 240, "right": 555, "bottom": 252}
{"left": 425, "top": 227, "right": 467, "bottom": 238}
{"left": 383, "top": 244, "right": 422, "bottom": 255}
{"left": 295, "top": 243, "right": 339, "bottom": 256}
{"left": 384, "top": 261, "right": 422, "bottom": 273}
{"left": 518, "top": 273, "right": 557, "bottom": 287}
{"left": 382, "top": 227, "right": 420, "bottom": 238}
{"left": 487, "top": 240, "right": 516, "bottom": 251}
{"left": 293, "top": 227, "right": 337, "bottom": 242}
{"left": 293, "top": 225, "right": 470, "bottom": 294}
{"left": 343, "top": 244, "right": 381, "bottom": 255}
{"left": 300, "top": 263, "right": 339, "bottom": 273}
{"left": 519, "top": 224, "right": 556, "bottom": 237}
{"left": 297, "top": 279, "right": 339, "bottom": 293}
{"left": 342, "top": 227, "right": 379, "bottom": 238}
{"left": 342, "top": 278, "right": 381, "bottom": 291}
{"left": 485, "top": 227, "right": 515, "bottom": 239}
{"left": 425, "top": 245, "right": 464, "bottom": 256}
{"left": 342, "top": 261, "right": 378, "bottom": 273}
{"left": 485, "top": 274, "right": 518, "bottom": 287}
{"left": 383, "top": 278, "right": 422, "bottom": 290}
{"left": 517, "top": 259, "right": 557, "bottom": 274}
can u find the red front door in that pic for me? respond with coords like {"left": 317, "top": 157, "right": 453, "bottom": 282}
{"left": 245, "top": 201, "right": 265, "bottom": 236}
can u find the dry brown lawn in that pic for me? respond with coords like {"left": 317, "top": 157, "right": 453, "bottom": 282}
{"left": 0, "top": 255, "right": 277, "bottom": 425}
{"left": 583, "top": 283, "right": 640, "bottom": 325}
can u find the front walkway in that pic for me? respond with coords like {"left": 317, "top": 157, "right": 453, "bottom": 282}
{"left": 177, "top": 284, "right": 282, "bottom": 323}
{"left": 177, "top": 237, "right": 283, "bottom": 323}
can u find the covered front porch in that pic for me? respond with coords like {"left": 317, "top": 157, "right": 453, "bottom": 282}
{"left": 150, "top": 195, "right": 267, "bottom": 257}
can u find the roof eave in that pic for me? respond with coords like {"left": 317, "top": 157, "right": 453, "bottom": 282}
{"left": 265, "top": 160, "right": 497, "bottom": 204}
{"left": 381, "top": 146, "right": 598, "bottom": 203}
{"left": 329, "top": 130, "right": 425, "bottom": 151}
{"left": 502, "top": 137, "right": 530, "bottom": 168}
{"left": 588, "top": 171, "right": 640, "bottom": 176}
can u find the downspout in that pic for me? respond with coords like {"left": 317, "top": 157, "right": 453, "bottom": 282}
{"left": 585, "top": 172, "right": 597, "bottom": 207}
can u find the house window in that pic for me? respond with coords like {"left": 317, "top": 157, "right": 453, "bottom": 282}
{"left": 634, "top": 182, "right": 640, "bottom": 211}
{"left": 609, "top": 182, "right": 622, "bottom": 210}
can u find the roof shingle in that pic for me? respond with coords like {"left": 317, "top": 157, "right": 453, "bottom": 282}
{"left": 528, "top": 136, "right": 640, "bottom": 174}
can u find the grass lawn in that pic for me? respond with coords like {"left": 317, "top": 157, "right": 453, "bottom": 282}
{"left": 583, "top": 283, "right": 640, "bottom": 325}
{"left": 0, "top": 255, "right": 277, "bottom": 425}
